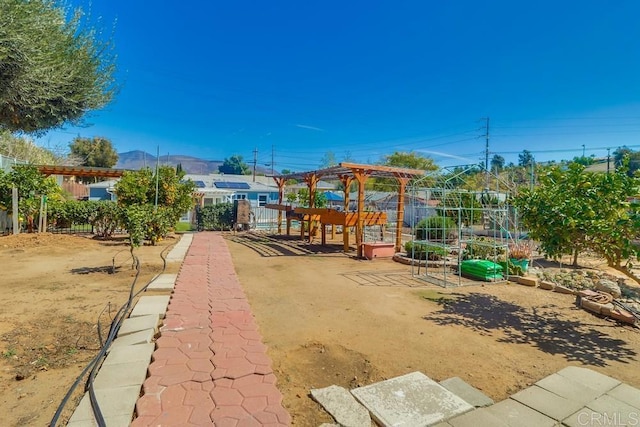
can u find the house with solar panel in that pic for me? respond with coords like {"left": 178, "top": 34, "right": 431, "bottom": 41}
{"left": 183, "top": 174, "right": 281, "bottom": 229}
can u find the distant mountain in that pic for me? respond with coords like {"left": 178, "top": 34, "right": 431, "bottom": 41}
{"left": 116, "top": 150, "right": 223, "bottom": 174}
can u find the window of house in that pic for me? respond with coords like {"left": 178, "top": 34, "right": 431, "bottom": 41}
{"left": 258, "top": 194, "right": 268, "bottom": 207}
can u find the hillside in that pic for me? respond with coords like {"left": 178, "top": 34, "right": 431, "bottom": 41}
{"left": 116, "top": 150, "right": 223, "bottom": 174}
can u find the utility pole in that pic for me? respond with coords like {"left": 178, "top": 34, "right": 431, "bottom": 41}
{"left": 271, "top": 145, "right": 275, "bottom": 176}
{"left": 582, "top": 144, "right": 585, "bottom": 158}
{"left": 607, "top": 148, "right": 611, "bottom": 174}
{"left": 252, "top": 147, "right": 258, "bottom": 182}
{"left": 154, "top": 146, "right": 160, "bottom": 211}
{"left": 483, "top": 117, "right": 490, "bottom": 188}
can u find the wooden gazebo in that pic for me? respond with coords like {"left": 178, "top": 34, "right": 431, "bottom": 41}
{"left": 267, "top": 162, "right": 425, "bottom": 258}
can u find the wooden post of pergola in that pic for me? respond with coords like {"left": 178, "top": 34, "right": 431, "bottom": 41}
{"left": 352, "top": 168, "right": 369, "bottom": 258}
{"left": 339, "top": 174, "right": 353, "bottom": 252}
{"left": 273, "top": 177, "right": 287, "bottom": 234}
{"left": 394, "top": 176, "right": 410, "bottom": 252}
{"left": 304, "top": 173, "right": 319, "bottom": 242}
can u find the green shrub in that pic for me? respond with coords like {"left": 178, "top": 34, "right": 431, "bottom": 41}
{"left": 415, "top": 216, "right": 457, "bottom": 241}
{"left": 197, "top": 203, "right": 234, "bottom": 231}
{"left": 405, "top": 241, "right": 448, "bottom": 260}
{"left": 462, "top": 237, "right": 505, "bottom": 260}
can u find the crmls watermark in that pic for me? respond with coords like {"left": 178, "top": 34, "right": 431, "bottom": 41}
{"left": 577, "top": 411, "right": 640, "bottom": 426}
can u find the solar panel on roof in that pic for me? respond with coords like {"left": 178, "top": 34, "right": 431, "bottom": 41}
{"left": 194, "top": 180, "right": 206, "bottom": 188}
{"left": 214, "top": 181, "right": 251, "bottom": 189}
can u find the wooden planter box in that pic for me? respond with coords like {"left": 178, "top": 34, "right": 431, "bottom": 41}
{"left": 362, "top": 242, "right": 395, "bottom": 260}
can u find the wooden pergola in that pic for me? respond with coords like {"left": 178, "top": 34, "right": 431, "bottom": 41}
{"left": 37, "top": 165, "right": 127, "bottom": 178}
{"left": 267, "top": 162, "right": 425, "bottom": 258}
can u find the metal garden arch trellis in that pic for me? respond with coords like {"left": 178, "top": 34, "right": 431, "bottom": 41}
{"left": 408, "top": 165, "right": 524, "bottom": 287}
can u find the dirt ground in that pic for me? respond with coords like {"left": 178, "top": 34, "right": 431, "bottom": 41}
{"left": 225, "top": 232, "right": 640, "bottom": 426}
{"left": 0, "top": 233, "right": 179, "bottom": 427}
{"left": 1, "top": 231, "right": 640, "bottom": 427}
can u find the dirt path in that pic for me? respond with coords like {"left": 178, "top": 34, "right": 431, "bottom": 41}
{"left": 225, "top": 232, "right": 640, "bottom": 426}
{"left": 0, "top": 233, "right": 179, "bottom": 427}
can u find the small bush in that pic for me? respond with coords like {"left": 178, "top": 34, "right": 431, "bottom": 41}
{"left": 405, "top": 241, "right": 448, "bottom": 260}
{"left": 415, "top": 216, "right": 457, "bottom": 242}
{"left": 462, "top": 237, "right": 505, "bottom": 260}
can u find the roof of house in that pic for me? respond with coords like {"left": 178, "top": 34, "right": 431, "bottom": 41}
{"left": 184, "top": 174, "right": 278, "bottom": 192}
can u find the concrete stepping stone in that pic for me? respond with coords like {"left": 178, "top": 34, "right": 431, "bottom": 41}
{"left": 535, "top": 373, "right": 602, "bottom": 405}
{"left": 117, "top": 314, "right": 160, "bottom": 337}
{"left": 447, "top": 408, "right": 508, "bottom": 427}
{"left": 311, "top": 385, "right": 371, "bottom": 427}
{"left": 606, "top": 383, "right": 640, "bottom": 409}
{"left": 93, "top": 360, "right": 150, "bottom": 390}
{"left": 351, "top": 371, "right": 473, "bottom": 427}
{"left": 555, "top": 366, "right": 621, "bottom": 395}
{"left": 510, "top": 385, "right": 584, "bottom": 421}
{"left": 440, "top": 377, "right": 494, "bottom": 407}
{"left": 146, "top": 273, "right": 178, "bottom": 292}
{"left": 110, "top": 329, "right": 155, "bottom": 349}
{"left": 103, "top": 342, "right": 155, "bottom": 366}
{"left": 562, "top": 394, "right": 640, "bottom": 427}
{"left": 484, "top": 398, "right": 556, "bottom": 427}
{"left": 67, "top": 385, "right": 140, "bottom": 427}
{"left": 130, "top": 295, "right": 170, "bottom": 318}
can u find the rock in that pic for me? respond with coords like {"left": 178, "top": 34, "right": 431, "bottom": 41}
{"left": 595, "top": 279, "right": 621, "bottom": 298}
{"left": 539, "top": 280, "right": 555, "bottom": 290}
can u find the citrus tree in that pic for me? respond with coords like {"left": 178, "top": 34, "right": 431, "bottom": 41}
{"left": 514, "top": 163, "right": 640, "bottom": 273}
{"left": 114, "top": 166, "right": 195, "bottom": 246}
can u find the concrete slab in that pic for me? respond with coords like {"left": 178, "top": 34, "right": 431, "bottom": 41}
{"left": 130, "top": 295, "right": 170, "bottom": 318}
{"left": 166, "top": 233, "right": 192, "bottom": 262}
{"left": 535, "top": 373, "right": 602, "bottom": 405}
{"left": 587, "top": 394, "right": 640, "bottom": 425}
{"left": 563, "top": 395, "right": 640, "bottom": 427}
{"left": 351, "top": 371, "right": 474, "bottom": 427}
{"left": 67, "top": 385, "right": 139, "bottom": 426}
{"left": 146, "top": 273, "right": 177, "bottom": 292}
{"left": 93, "top": 360, "right": 149, "bottom": 390}
{"left": 606, "top": 383, "right": 640, "bottom": 410}
{"left": 110, "top": 329, "right": 155, "bottom": 349}
{"left": 510, "top": 385, "right": 584, "bottom": 421}
{"left": 310, "top": 385, "right": 371, "bottom": 427}
{"left": 66, "top": 414, "right": 132, "bottom": 427}
{"left": 117, "top": 314, "right": 159, "bottom": 337}
{"left": 431, "top": 423, "right": 454, "bottom": 427}
{"left": 555, "top": 366, "right": 621, "bottom": 395}
{"left": 440, "top": 377, "right": 494, "bottom": 407}
{"left": 447, "top": 408, "right": 508, "bottom": 427}
{"left": 485, "top": 398, "right": 557, "bottom": 427}
{"left": 103, "top": 342, "right": 155, "bottom": 366}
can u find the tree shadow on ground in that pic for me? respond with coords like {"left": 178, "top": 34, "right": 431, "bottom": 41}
{"left": 423, "top": 293, "right": 637, "bottom": 367}
{"left": 71, "top": 265, "right": 120, "bottom": 274}
{"left": 226, "top": 233, "right": 348, "bottom": 257}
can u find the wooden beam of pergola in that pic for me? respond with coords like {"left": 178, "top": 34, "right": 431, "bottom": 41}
{"left": 37, "top": 165, "right": 127, "bottom": 178}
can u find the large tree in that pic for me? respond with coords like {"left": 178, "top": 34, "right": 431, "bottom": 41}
{"left": 218, "top": 155, "right": 250, "bottom": 175}
{"left": 0, "top": 0, "right": 116, "bottom": 134}
{"left": 518, "top": 150, "right": 534, "bottom": 167}
{"left": 490, "top": 154, "right": 505, "bottom": 172}
{"left": 369, "top": 151, "right": 438, "bottom": 191}
{"left": 69, "top": 136, "right": 118, "bottom": 168}
{"left": 0, "top": 129, "right": 61, "bottom": 164}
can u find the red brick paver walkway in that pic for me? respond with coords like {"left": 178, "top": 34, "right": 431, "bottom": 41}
{"left": 132, "top": 232, "right": 291, "bottom": 426}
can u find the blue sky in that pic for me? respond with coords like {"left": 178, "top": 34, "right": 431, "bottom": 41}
{"left": 36, "top": 0, "right": 640, "bottom": 171}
